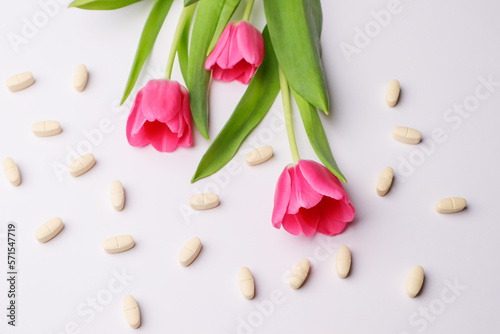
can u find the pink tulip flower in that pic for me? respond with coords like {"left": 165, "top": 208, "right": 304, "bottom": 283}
{"left": 272, "top": 160, "right": 355, "bottom": 237}
{"left": 126, "top": 79, "right": 193, "bottom": 152}
{"left": 205, "top": 21, "right": 265, "bottom": 84}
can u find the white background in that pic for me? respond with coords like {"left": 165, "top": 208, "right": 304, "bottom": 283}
{"left": 1, "top": 0, "right": 499, "bottom": 333}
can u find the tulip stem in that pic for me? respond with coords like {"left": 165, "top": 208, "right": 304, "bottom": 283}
{"left": 165, "top": 4, "right": 196, "bottom": 80}
{"left": 242, "top": 0, "right": 255, "bottom": 21}
{"left": 279, "top": 68, "right": 300, "bottom": 163}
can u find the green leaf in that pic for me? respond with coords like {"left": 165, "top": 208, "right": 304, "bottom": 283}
{"left": 206, "top": 0, "right": 241, "bottom": 55}
{"left": 187, "top": 0, "right": 227, "bottom": 140}
{"left": 178, "top": 4, "right": 196, "bottom": 84}
{"left": 192, "top": 27, "right": 280, "bottom": 183}
{"left": 120, "top": 0, "right": 174, "bottom": 104}
{"left": 184, "top": 0, "right": 199, "bottom": 6}
{"left": 68, "top": 0, "right": 142, "bottom": 10}
{"left": 263, "top": 0, "right": 330, "bottom": 113}
{"left": 294, "top": 91, "right": 346, "bottom": 182}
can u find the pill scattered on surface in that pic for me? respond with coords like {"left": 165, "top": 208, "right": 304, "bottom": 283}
{"left": 31, "top": 121, "right": 62, "bottom": 137}
{"left": 435, "top": 197, "right": 467, "bottom": 214}
{"left": 189, "top": 193, "right": 219, "bottom": 210}
{"left": 6, "top": 72, "right": 34, "bottom": 92}
{"left": 123, "top": 295, "right": 141, "bottom": 329}
{"left": 406, "top": 265, "right": 424, "bottom": 298}
{"left": 178, "top": 237, "right": 202, "bottom": 267}
{"left": 239, "top": 267, "right": 255, "bottom": 300}
{"left": 290, "top": 258, "right": 310, "bottom": 290}
{"left": 336, "top": 246, "right": 352, "bottom": 279}
{"left": 110, "top": 180, "right": 125, "bottom": 211}
{"left": 103, "top": 235, "right": 135, "bottom": 254}
{"left": 68, "top": 153, "right": 95, "bottom": 177}
{"left": 386, "top": 79, "right": 400, "bottom": 107}
{"left": 35, "top": 217, "right": 64, "bottom": 243}
{"left": 73, "top": 64, "right": 88, "bottom": 92}
{"left": 246, "top": 146, "right": 274, "bottom": 166}
{"left": 3, "top": 157, "right": 21, "bottom": 186}
{"left": 392, "top": 126, "right": 421, "bottom": 145}
{"left": 377, "top": 167, "right": 394, "bottom": 196}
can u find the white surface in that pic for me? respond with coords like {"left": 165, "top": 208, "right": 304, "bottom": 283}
{"left": 1, "top": 0, "right": 499, "bottom": 333}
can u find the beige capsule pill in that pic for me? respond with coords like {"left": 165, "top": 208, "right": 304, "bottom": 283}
{"left": 436, "top": 197, "right": 467, "bottom": 214}
{"left": 35, "top": 217, "right": 64, "bottom": 243}
{"left": 246, "top": 146, "right": 273, "bottom": 166}
{"left": 392, "top": 126, "right": 421, "bottom": 145}
{"left": 123, "top": 295, "right": 141, "bottom": 329}
{"left": 178, "top": 237, "right": 202, "bottom": 267}
{"left": 189, "top": 193, "right": 219, "bottom": 210}
{"left": 103, "top": 235, "right": 135, "bottom": 254}
{"left": 73, "top": 64, "right": 88, "bottom": 92}
{"left": 6, "top": 72, "right": 35, "bottom": 92}
{"left": 377, "top": 167, "right": 394, "bottom": 196}
{"left": 31, "top": 121, "right": 62, "bottom": 137}
{"left": 239, "top": 267, "right": 255, "bottom": 300}
{"left": 386, "top": 79, "right": 400, "bottom": 107}
{"left": 290, "top": 258, "right": 310, "bottom": 290}
{"left": 3, "top": 158, "right": 21, "bottom": 186}
{"left": 406, "top": 265, "right": 424, "bottom": 298}
{"left": 110, "top": 180, "right": 125, "bottom": 211}
{"left": 68, "top": 153, "right": 95, "bottom": 177}
{"left": 336, "top": 246, "right": 352, "bottom": 279}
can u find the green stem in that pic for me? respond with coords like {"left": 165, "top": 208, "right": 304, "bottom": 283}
{"left": 165, "top": 4, "right": 196, "bottom": 79}
{"left": 242, "top": 0, "right": 255, "bottom": 21}
{"left": 279, "top": 68, "right": 300, "bottom": 163}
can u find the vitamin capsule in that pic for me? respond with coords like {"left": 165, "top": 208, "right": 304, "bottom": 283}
{"left": 35, "top": 217, "right": 64, "bottom": 243}
{"left": 392, "top": 126, "right": 421, "bottom": 145}
{"left": 68, "top": 153, "right": 95, "bottom": 177}
{"left": 3, "top": 157, "right": 21, "bottom": 186}
{"left": 336, "top": 246, "right": 352, "bottom": 279}
{"left": 246, "top": 146, "right": 273, "bottom": 166}
{"left": 386, "top": 79, "right": 400, "bottom": 107}
{"left": 110, "top": 180, "right": 125, "bottom": 211}
{"left": 73, "top": 64, "right": 88, "bottom": 92}
{"left": 178, "top": 237, "right": 202, "bottom": 267}
{"left": 406, "top": 265, "right": 424, "bottom": 298}
{"left": 377, "top": 167, "right": 394, "bottom": 196}
{"left": 31, "top": 121, "right": 62, "bottom": 137}
{"left": 6, "top": 72, "right": 35, "bottom": 92}
{"left": 103, "top": 235, "right": 135, "bottom": 254}
{"left": 435, "top": 197, "right": 467, "bottom": 214}
{"left": 123, "top": 295, "right": 141, "bottom": 329}
{"left": 189, "top": 193, "right": 219, "bottom": 210}
{"left": 290, "top": 258, "right": 310, "bottom": 290}
{"left": 239, "top": 267, "right": 255, "bottom": 300}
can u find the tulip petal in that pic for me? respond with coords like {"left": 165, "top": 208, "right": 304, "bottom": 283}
{"left": 144, "top": 120, "right": 180, "bottom": 152}
{"left": 126, "top": 90, "right": 150, "bottom": 147}
{"left": 272, "top": 166, "right": 292, "bottom": 229}
{"left": 288, "top": 164, "right": 323, "bottom": 214}
{"left": 236, "top": 22, "right": 265, "bottom": 67}
{"left": 316, "top": 197, "right": 353, "bottom": 236}
{"left": 281, "top": 214, "right": 302, "bottom": 235}
{"left": 298, "top": 160, "right": 347, "bottom": 200}
{"left": 212, "top": 60, "right": 255, "bottom": 83}
{"left": 141, "top": 80, "right": 183, "bottom": 124}
{"left": 205, "top": 23, "right": 233, "bottom": 70}
{"left": 295, "top": 207, "right": 320, "bottom": 237}
{"left": 177, "top": 89, "right": 193, "bottom": 147}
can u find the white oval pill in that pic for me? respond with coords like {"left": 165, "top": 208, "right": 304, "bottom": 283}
{"left": 406, "top": 265, "right": 424, "bottom": 298}
{"left": 68, "top": 153, "right": 95, "bottom": 177}
{"left": 31, "top": 121, "right": 62, "bottom": 137}
{"left": 6, "top": 72, "right": 35, "bottom": 92}
{"left": 386, "top": 79, "right": 400, "bottom": 107}
{"left": 103, "top": 235, "right": 135, "bottom": 254}
{"left": 123, "top": 295, "right": 141, "bottom": 329}
{"left": 377, "top": 167, "right": 394, "bottom": 196}
{"left": 110, "top": 180, "right": 125, "bottom": 211}
{"left": 435, "top": 197, "right": 467, "bottom": 214}
{"left": 178, "top": 237, "right": 202, "bottom": 267}
{"left": 239, "top": 267, "right": 255, "bottom": 300}
{"left": 73, "top": 64, "right": 88, "bottom": 92}
{"left": 3, "top": 157, "right": 21, "bottom": 187}
{"left": 35, "top": 217, "right": 64, "bottom": 243}
{"left": 189, "top": 193, "right": 219, "bottom": 210}
{"left": 246, "top": 145, "right": 273, "bottom": 166}
{"left": 392, "top": 126, "right": 421, "bottom": 145}
{"left": 336, "top": 246, "right": 352, "bottom": 279}
{"left": 290, "top": 258, "right": 310, "bottom": 290}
